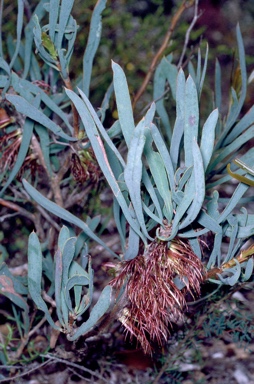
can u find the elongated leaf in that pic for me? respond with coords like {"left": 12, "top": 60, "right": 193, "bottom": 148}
{"left": 35, "top": 124, "right": 52, "bottom": 175}
{"left": 169, "top": 176, "right": 194, "bottom": 239}
{"left": 218, "top": 260, "right": 241, "bottom": 286}
{"left": 180, "top": 140, "right": 205, "bottom": 229}
{"left": 113, "top": 198, "right": 126, "bottom": 251}
{"left": 57, "top": 0, "right": 75, "bottom": 50}
{"left": 124, "top": 121, "right": 152, "bottom": 240}
{"left": 197, "top": 211, "right": 221, "bottom": 233}
{"left": 49, "top": 0, "right": 60, "bottom": 42}
{"left": 223, "top": 105, "right": 254, "bottom": 146}
{"left": 142, "top": 168, "right": 163, "bottom": 223}
{"left": 66, "top": 88, "right": 146, "bottom": 244}
{"left": 242, "top": 257, "right": 254, "bottom": 282}
{"left": 215, "top": 59, "right": 222, "bottom": 112}
{"left": 58, "top": 226, "right": 70, "bottom": 252}
{"left": 28, "top": 232, "right": 60, "bottom": 330}
{"left": 170, "top": 69, "right": 185, "bottom": 170}
{"left": 224, "top": 215, "right": 238, "bottom": 263}
{"left": 184, "top": 75, "right": 199, "bottom": 167}
{"left": 112, "top": 61, "right": 135, "bottom": 148}
{"left": 124, "top": 209, "right": 141, "bottom": 261}
{"left": 7, "top": 34, "right": 22, "bottom": 73}
{"left": 77, "top": 88, "right": 125, "bottom": 168}
{"left": 23, "top": 0, "right": 47, "bottom": 78}
{"left": 74, "top": 216, "right": 101, "bottom": 256}
{"left": 65, "top": 261, "right": 91, "bottom": 313}
{"left": 33, "top": 15, "right": 59, "bottom": 67}
{"left": 207, "top": 232, "right": 222, "bottom": 268}
{"left": 176, "top": 166, "right": 192, "bottom": 192}
{"left": 9, "top": 0, "right": 24, "bottom": 70}
{"left": 23, "top": 179, "right": 118, "bottom": 257}
{"left": 6, "top": 94, "right": 76, "bottom": 141}
{"left": 145, "top": 148, "right": 173, "bottom": 223}
{"left": 215, "top": 25, "right": 247, "bottom": 149}
{"left": 61, "top": 237, "right": 76, "bottom": 327}
{"left": 67, "top": 285, "right": 112, "bottom": 340}
{"left": 83, "top": 0, "right": 107, "bottom": 96}
{"left": 62, "top": 237, "right": 76, "bottom": 289}
{"left": 0, "top": 117, "right": 34, "bottom": 196}
{"left": 12, "top": 72, "right": 74, "bottom": 133}
{"left": 218, "top": 183, "right": 249, "bottom": 224}
{"left": 100, "top": 82, "right": 114, "bottom": 123}
{"left": 0, "top": 276, "right": 28, "bottom": 313}
{"left": 65, "top": 275, "right": 90, "bottom": 313}
{"left": 0, "top": 275, "right": 29, "bottom": 333}
{"left": 150, "top": 123, "right": 175, "bottom": 191}
{"left": 208, "top": 124, "right": 254, "bottom": 172}
{"left": 0, "top": 263, "right": 28, "bottom": 295}
{"left": 153, "top": 55, "right": 177, "bottom": 138}
{"left": 199, "top": 44, "right": 209, "bottom": 96}
{"left": 189, "top": 238, "right": 202, "bottom": 259}
{"left": 54, "top": 248, "right": 64, "bottom": 326}
{"left": 200, "top": 109, "right": 218, "bottom": 170}
{"left": 0, "top": 57, "right": 10, "bottom": 75}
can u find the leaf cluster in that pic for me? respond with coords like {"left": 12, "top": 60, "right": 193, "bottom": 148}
{"left": 0, "top": 0, "right": 254, "bottom": 360}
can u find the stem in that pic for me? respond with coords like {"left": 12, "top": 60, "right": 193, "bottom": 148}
{"left": 61, "top": 73, "right": 80, "bottom": 138}
{"left": 178, "top": 0, "right": 200, "bottom": 68}
{"left": 207, "top": 245, "right": 254, "bottom": 280}
{"left": 132, "top": 0, "right": 194, "bottom": 110}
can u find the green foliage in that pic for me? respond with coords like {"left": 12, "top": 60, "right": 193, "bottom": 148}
{"left": 28, "top": 227, "right": 112, "bottom": 339}
{"left": 0, "top": 0, "right": 254, "bottom": 365}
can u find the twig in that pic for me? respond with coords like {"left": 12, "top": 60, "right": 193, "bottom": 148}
{"left": 132, "top": 0, "right": 194, "bottom": 110}
{"left": 178, "top": 0, "right": 200, "bottom": 68}
{"left": 41, "top": 354, "right": 109, "bottom": 382}
{"left": 67, "top": 367, "right": 93, "bottom": 383}
{"left": 0, "top": 360, "right": 52, "bottom": 383}
{"left": 64, "top": 185, "right": 93, "bottom": 209}
{"left": 0, "top": 198, "right": 36, "bottom": 223}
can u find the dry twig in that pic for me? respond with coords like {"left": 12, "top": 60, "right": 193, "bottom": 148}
{"left": 132, "top": 0, "right": 195, "bottom": 110}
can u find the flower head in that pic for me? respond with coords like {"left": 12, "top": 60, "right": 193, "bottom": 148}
{"left": 110, "top": 237, "right": 206, "bottom": 354}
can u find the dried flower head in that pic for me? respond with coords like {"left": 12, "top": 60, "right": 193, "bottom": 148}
{"left": 110, "top": 237, "right": 206, "bottom": 354}
{"left": 0, "top": 128, "right": 43, "bottom": 181}
{"left": 71, "top": 149, "right": 101, "bottom": 184}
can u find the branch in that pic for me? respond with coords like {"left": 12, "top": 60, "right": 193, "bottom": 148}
{"left": 132, "top": 0, "right": 195, "bottom": 110}
{"left": 0, "top": 198, "right": 36, "bottom": 223}
{"left": 178, "top": 0, "right": 200, "bottom": 68}
{"left": 207, "top": 245, "right": 254, "bottom": 280}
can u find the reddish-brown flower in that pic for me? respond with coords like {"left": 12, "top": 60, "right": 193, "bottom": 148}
{"left": 110, "top": 237, "right": 206, "bottom": 354}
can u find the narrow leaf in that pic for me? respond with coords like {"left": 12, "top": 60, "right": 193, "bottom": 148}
{"left": 23, "top": 180, "right": 118, "bottom": 257}
{"left": 83, "top": 0, "right": 107, "bottom": 96}
{"left": 200, "top": 109, "right": 218, "bottom": 170}
{"left": 6, "top": 94, "right": 76, "bottom": 141}
{"left": 57, "top": 0, "right": 75, "bottom": 50}
{"left": 66, "top": 88, "right": 146, "bottom": 244}
{"left": 112, "top": 61, "right": 135, "bottom": 148}
{"left": 184, "top": 75, "right": 199, "bottom": 167}
{"left": 124, "top": 121, "right": 152, "bottom": 240}
{"left": 180, "top": 140, "right": 205, "bottom": 229}
{"left": 0, "top": 118, "right": 34, "bottom": 196}
{"left": 28, "top": 232, "right": 59, "bottom": 330}
{"left": 67, "top": 285, "right": 112, "bottom": 340}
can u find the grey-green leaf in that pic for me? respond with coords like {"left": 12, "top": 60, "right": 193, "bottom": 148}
{"left": 67, "top": 285, "right": 112, "bottom": 340}
{"left": 23, "top": 180, "right": 118, "bottom": 257}
{"left": 28, "top": 232, "right": 60, "bottom": 330}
